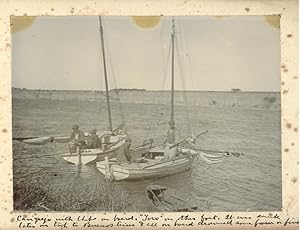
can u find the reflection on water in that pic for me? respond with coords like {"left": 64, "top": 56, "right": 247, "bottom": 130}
{"left": 13, "top": 97, "right": 281, "bottom": 211}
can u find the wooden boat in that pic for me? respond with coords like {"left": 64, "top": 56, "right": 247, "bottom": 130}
{"left": 62, "top": 131, "right": 127, "bottom": 165}
{"left": 146, "top": 184, "right": 200, "bottom": 212}
{"left": 96, "top": 146, "right": 198, "bottom": 180}
{"left": 96, "top": 18, "right": 202, "bottom": 180}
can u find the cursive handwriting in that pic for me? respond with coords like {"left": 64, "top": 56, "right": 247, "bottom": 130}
{"left": 13, "top": 213, "right": 298, "bottom": 229}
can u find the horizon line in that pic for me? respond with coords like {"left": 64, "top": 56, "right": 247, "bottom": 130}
{"left": 12, "top": 87, "right": 280, "bottom": 93}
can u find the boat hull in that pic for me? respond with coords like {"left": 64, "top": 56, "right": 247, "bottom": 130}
{"left": 62, "top": 148, "right": 117, "bottom": 165}
{"left": 96, "top": 152, "right": 195, "bottom": 181}
{"left": 62, "top": 134, "right": 126, "bottom": 165}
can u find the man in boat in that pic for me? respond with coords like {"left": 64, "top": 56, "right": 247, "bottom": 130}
{"left": 86, "top": 129, "right": 101, "bottom": 149}
{"left": 116, "top": 137, "right": 132, "bottom": 162}
{"left": 164, "top": 120, "right": 180, "bottom": 160}
{"left": 69, "top": 125, "right": 86, "bottom": 153}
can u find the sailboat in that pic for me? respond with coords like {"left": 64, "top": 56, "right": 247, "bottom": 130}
{"left": 96, "top": 18, "right": 203, "bottom": 181}
{"left": 14, "top": 16, "right": 128, "bottom": 165}
{"left": 61, "top": 16, "right": 128, "bottom": 165}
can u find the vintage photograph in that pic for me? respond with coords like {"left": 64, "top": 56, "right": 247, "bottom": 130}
{"left": 12, "top": 15, "right": 281, "bottom": 212}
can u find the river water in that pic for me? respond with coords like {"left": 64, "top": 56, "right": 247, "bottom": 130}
{"left": 12, "top": 92, "right": 281, "bottom": 212}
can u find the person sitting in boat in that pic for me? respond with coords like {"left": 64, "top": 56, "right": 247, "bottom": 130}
{"left": 69, "top": 125, "right": 86, "bottom": 153}
{"left": 116, "top": 137, "right": 132, "bottom": 162}
{"left": 101, "top": 132, "right": 111, "bottom": 150}
{"left": 86, "top": 129, "right": 101, "bottom": 149}
{"left": 164, "top": 120, "right": 180, "bottom": 160}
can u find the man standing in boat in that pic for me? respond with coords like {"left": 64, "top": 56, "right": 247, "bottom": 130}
{"left": 164, "top": 120, "right": 180, "bottom": 160}
{"left": 69, "top": 125, "right": 85, "bottom": 153}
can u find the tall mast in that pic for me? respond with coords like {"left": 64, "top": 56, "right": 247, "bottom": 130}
{"left": 170, "top": 18, "right": 175, "bottom": 122}
{"left": 99, "top": 16, "right": 113, "bottom": 132}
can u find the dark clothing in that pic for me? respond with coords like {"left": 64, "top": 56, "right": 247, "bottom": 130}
{"left": 69, "top": 130, "right": 85, "bottom": 153}
{"left": 116, "top": 142, "right": 131, "bottom": 162}
{"left": 86, "top": 134, "right": 101, "bottom": 149}
{"left": 70, "top": 131, "right": 85, "bottom": 144}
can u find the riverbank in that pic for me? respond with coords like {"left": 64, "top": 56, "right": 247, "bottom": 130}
{"left": 14, "top": 171, "right": 131, "bottom": 211}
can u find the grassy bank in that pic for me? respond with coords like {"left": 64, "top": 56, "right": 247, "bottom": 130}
{"left": 13, "top": 172, "right": 131, "bottom": 211}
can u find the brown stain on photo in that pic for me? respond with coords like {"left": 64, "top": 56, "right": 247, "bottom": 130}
{"left": 70, "top": 7, "right": 75, "bottom": 13}
{"left": 291, "top": 177, "right": 297, "bottom": 184}
{"left": 282, "top": 89, "right": 288, "bottom": 94}
{"left": 2, "top": 128, "right": 7, "bottom": 133}
{"left": 291, "top": 142, "right": 295, "bottom": 146}
{"left": 11, "top": 16, "right": 36, "bottom": 34}
{"left": 132, "top": 16, "right": 161, "bottom": 29}
{"left": 284, "top": 148, "right": 289, "bottom": 152}
{"left": 286, "top": 123, "right": 292, "bottom": 129}
{"left": 10, "top": 218, "right": 14, "bottom": 222}
{"left": 293, "top": 76, "right": 298, "bottom": 79}
{"left": 51, "top": 8, "right": 55, "bottom": 11}
{"left": 294, "top": 127, "right": 298, "bottom": 132}
{"left": 215, "top": 16, "right": 229, "bottom": 20}
{"left": 264, "top": 15, "right": 280, "bottom": 29}
{"left": 245, "top": 8, "right": 250, "bottom": 12}
{"left": 281, "top": 82, "right": 285, "bottom": 86}
{"left": 287, "top": 34, "right": 292, "bottom": 38}
{"left": 283, "top": 69, "right": 288, "bottom": 72}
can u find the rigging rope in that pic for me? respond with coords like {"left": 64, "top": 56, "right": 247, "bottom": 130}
{"left": 143, "top": 19, "right": 172, "bottom": 142}
{"left": 172, "top": 19, "right": 192, "bottom": 137}
{"left": 107, "top": 50, "right": 126, "bottom": 125}
{"left": 175, "top": 38, "right": 191, "bottom": 137}
{"left": 100, "top": 19, "right": 126, "bottom": 128}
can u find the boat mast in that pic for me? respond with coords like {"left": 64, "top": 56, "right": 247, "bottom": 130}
{"left": 99, "top": 16, "right": 113, "bottom": 132}
{"left": 171, "top": 18, "right": 175, "bottom": 122}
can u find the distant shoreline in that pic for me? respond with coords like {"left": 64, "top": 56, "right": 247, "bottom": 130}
{"left": 12, "top": 87, "right": 280, "bottom": 93}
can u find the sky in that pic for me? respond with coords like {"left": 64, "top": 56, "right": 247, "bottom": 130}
{"left": 12, "top": 16, "right": 280, "bottom": 92}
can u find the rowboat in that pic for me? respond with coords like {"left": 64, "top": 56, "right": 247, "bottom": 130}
{"left": 146, "top": 184, "right": 200, "bottom": 212}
